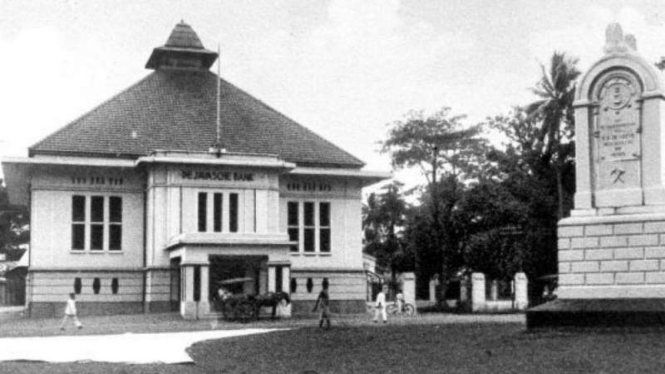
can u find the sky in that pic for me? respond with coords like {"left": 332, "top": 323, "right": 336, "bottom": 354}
{"left": 2, "top": 0, "right": 665, "bottom": 184}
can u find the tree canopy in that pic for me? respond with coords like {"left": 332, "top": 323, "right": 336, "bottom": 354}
{"left": 368, "top": 51, "right": 580, "bottom": 303}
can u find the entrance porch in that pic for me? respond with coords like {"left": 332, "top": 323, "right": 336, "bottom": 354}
{"left": 167, "top": 239, "right": 291, "bottom": 319}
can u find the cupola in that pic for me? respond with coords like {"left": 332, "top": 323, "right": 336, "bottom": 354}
{"left": 145, "top": 21, "right": 218, "bottom": 70}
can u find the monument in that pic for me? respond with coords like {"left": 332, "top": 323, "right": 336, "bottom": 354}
{"left": 528, "top": 23, "right": 665, "bottom": 327}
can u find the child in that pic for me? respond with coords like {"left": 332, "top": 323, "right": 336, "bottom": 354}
{"left": 374, "top": 284, "right": 388, "bottom": 323}
{"left": 60, "top": 293, "right": 83, "bottom": 330}
{"left": 396, "top": 289, "right": 405, "bottom": 314}
{"left": 312, "top": 284, "right": 330, "bottom": 329}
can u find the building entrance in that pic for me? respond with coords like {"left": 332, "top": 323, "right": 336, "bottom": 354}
{"left": 209, "top": 255, "right": 268, "bottom": 301}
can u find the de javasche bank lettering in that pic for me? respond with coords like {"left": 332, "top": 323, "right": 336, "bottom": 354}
{"left": 181, "top": 170, "right": 254, "bottom": 181}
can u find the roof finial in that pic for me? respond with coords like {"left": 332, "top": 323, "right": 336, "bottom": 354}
{"left": 604, "top": 23, "right": 637, "bottom": 54}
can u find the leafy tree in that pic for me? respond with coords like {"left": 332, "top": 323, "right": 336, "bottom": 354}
{"left": 484, "top": 107, "right": 566, "bottom": 301}
{"left": 362, "top": 181, "right": 410, "bottom": 280}
{"left": 0, "top": 180, "right": 29, "bottom": 262}
{"left": 380, "top": 108, "right": 484, "bottom": 300}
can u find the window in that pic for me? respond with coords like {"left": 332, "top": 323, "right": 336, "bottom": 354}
{"left": 198, "top": 193, "right": 207, "bottom": 232}
{"left": 93, "top": 278, "right": 101, "bottom": 294}
{"left": 197, "top": 192, "right": 241, "bottom": 233}
{"left": 90, "top": 196, "right": 104, "bottom": 250}
{"left": 320, "top": 203, "right": 331, "bottom": 253}
{"left": 111, "top": 278, "right": 119, "bottom": 294}
{"left": 229, "top": 193, "right": 239, "bottom": 233}
{"left": 304, "top": 202, "right": 315, "bottom": 252}
{"left": 287, "top": 202, "right": 299, "bottom": 252}
{"left": 72, "top": 195, "right": 123, "bottom": 251}
{"left": 306, "top": 278, "right": 313, "bottom": 293}
{"left": 288, "top": 201, "right": 332, "bottom": 254}
{"left": 74, "top": 278, "right": 82, "bottom": 294}
{"left": 213, "top": 193, "right": 223, "bottom": 232}
{"left": 72, "top": 196, "right": 85, "bottom": 250}
{"left": 290, "top": 278, "right": 297, "bottom": 293}
{"left": 109, "top": 197, "right": 122, "bottom": 251}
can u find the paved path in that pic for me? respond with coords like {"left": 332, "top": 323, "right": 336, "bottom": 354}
{"left": 0, "top": 328, "right": 285, "bottom": 364}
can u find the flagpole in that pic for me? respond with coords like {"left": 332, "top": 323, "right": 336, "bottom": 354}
{"left": 216, "top": 44, "right": 222, "bottom": 150}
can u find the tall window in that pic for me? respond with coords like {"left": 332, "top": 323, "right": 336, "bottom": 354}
{"left": 303, "top": 202, "right": 315, "bottom": 252}
{"left": 213, "top": 193, "right": 223, "bottom": 232}
{"left": 287, "top": 202, "right": 299, "bottom": 252}
{"left": 197, "top": 192, "right": 207, "bottom": 232}
{"left": 319, "top": 202, "right": 331, "bottom": 253}
{"left": 288, "top": 201, "right": 332, "bottom": 254}
{"left": 229, "top": 193, "right": 239, "bottom": 233}
{"left": 90, "top": 196, "right": 104, "bottom": 250}
{"left": 71, "top": 195, "right": 123, "bottom": 251}
{"left": 109, "top": 197, "right": 122, "bottom": 251}
{"left": 71, "top": 196, "right": 85, "bottom": 250}
{"left": 197, "top": 191, "right": 240, "bottom": 233}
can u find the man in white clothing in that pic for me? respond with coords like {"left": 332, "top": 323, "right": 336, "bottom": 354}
{"left": 60, "top": 293, "right": 83, "bottom": 330}
{"left": 373, "top": 284, "right": 388, "bottom": 323}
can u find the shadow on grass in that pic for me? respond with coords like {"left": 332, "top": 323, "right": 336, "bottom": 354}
{"left": 188, "top": 322, "right": 665, "bottom": 374}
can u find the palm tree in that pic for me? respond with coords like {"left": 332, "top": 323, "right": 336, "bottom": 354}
{"left": 526, "top": 52, "right": 580, "bottom": 219}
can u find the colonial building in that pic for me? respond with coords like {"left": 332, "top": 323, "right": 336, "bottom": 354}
{"left": 2, "top": 22, "right": 388, "bottom": 319}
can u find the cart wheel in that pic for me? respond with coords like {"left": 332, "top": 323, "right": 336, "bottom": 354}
{"left": 236, "top": 301, "right": 255, "bottom": 323}
{"left": 386, "top": 304, "right": 397, "bottom": 315}
{"left": 404, "top": 304, "right": 415, "bottom": 316}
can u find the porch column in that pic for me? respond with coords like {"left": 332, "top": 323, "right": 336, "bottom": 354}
{"left": 181, "top": 265, "right": 197, "bottom": 320}
{"left": 197, "top": 265, "right": 210, "bottom": 318}
{"left": 282, "top": 266, "right": 291, "bottom": 294}
{"left": 268, "top": 266, "right": 276, "bottom": 292}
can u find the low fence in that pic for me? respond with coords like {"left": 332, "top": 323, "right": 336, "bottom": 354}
{"left": 471, "top": 273, "right": 527, "bottom": 312}
{"left": 429, "top": 272, "right": 528, "bottom": 313}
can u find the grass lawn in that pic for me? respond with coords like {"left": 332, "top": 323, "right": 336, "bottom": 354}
{"left": 2, "top": 317, "right": 665, "bottom": 373}
{"left": 187, "top": 322, "right": 665, "bottom": 374}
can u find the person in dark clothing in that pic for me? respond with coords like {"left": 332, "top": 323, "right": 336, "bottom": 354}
{"left": 312, "top": 284, "right": 331, "bottom": 329}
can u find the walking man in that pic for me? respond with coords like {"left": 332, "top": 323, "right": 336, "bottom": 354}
{"left": 374, "top": 284, "right": 388, "bottom": 323}
{"left": 60, "top": 293, "right": 83, "bottom": 330}
{"left": 312, "top": 283, "right": 331, "bottom": 329}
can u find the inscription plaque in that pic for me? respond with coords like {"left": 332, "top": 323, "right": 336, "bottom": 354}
{"left": 593, "top": 72, "right": 642, "bottom": 195}
{"left": 597, "top": 77, "right": 639, "bottom": 162}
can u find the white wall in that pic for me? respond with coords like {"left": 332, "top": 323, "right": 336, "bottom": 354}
{"left": 279, "top": 177, "right": 364, "bottom": 271}
{"left": 30, "top": 168, "right": 144, "bottom": 270}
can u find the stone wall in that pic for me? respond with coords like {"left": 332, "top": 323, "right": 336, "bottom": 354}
{"left": 558, "top": 214, "right": 665, "bottom": 299}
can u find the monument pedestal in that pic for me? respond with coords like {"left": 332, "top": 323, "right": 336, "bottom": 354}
{"left": 527, "top": 23, "right": 665, "bottom": 328}
{"left": 528, "top": 212, "right": 665, "bottom": 328}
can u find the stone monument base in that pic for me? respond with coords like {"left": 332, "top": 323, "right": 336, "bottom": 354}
{"left": 526, "top": 298, "right": 665, "bottom": 329}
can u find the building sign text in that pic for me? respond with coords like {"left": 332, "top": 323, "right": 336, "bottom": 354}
{"left": 286, "top": 182, "right": 332, "bottom": 192}
{"left": 181, "top": 170, "right": 254, "bottom": 182}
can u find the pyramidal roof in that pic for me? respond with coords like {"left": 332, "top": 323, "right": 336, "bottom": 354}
{"left": 165, "top": 21, "right": 206, "bottom": 49}
{"left": 145, "top": 21, "right": 218, "bottom": 70}
{"left": 30, "top": 23, "right": 364, "bottom": 169}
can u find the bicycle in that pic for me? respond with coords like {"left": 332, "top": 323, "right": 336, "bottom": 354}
{"left": 386, "top": 301, "right": 415, "bottom": 316}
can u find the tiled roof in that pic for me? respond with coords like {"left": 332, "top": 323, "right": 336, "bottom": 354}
{"left": 165, "top": 22, "right": 205, "bottom": 49}
{"left": 145, "top": 21, "right": 217, "bottom": 70}
{"left": 29, "top": 69, "right": 365, "bottom": 168}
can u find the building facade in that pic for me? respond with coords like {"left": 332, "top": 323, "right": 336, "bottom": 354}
{"left": 2, "top": 22, "right": 387, "bottom": 319}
